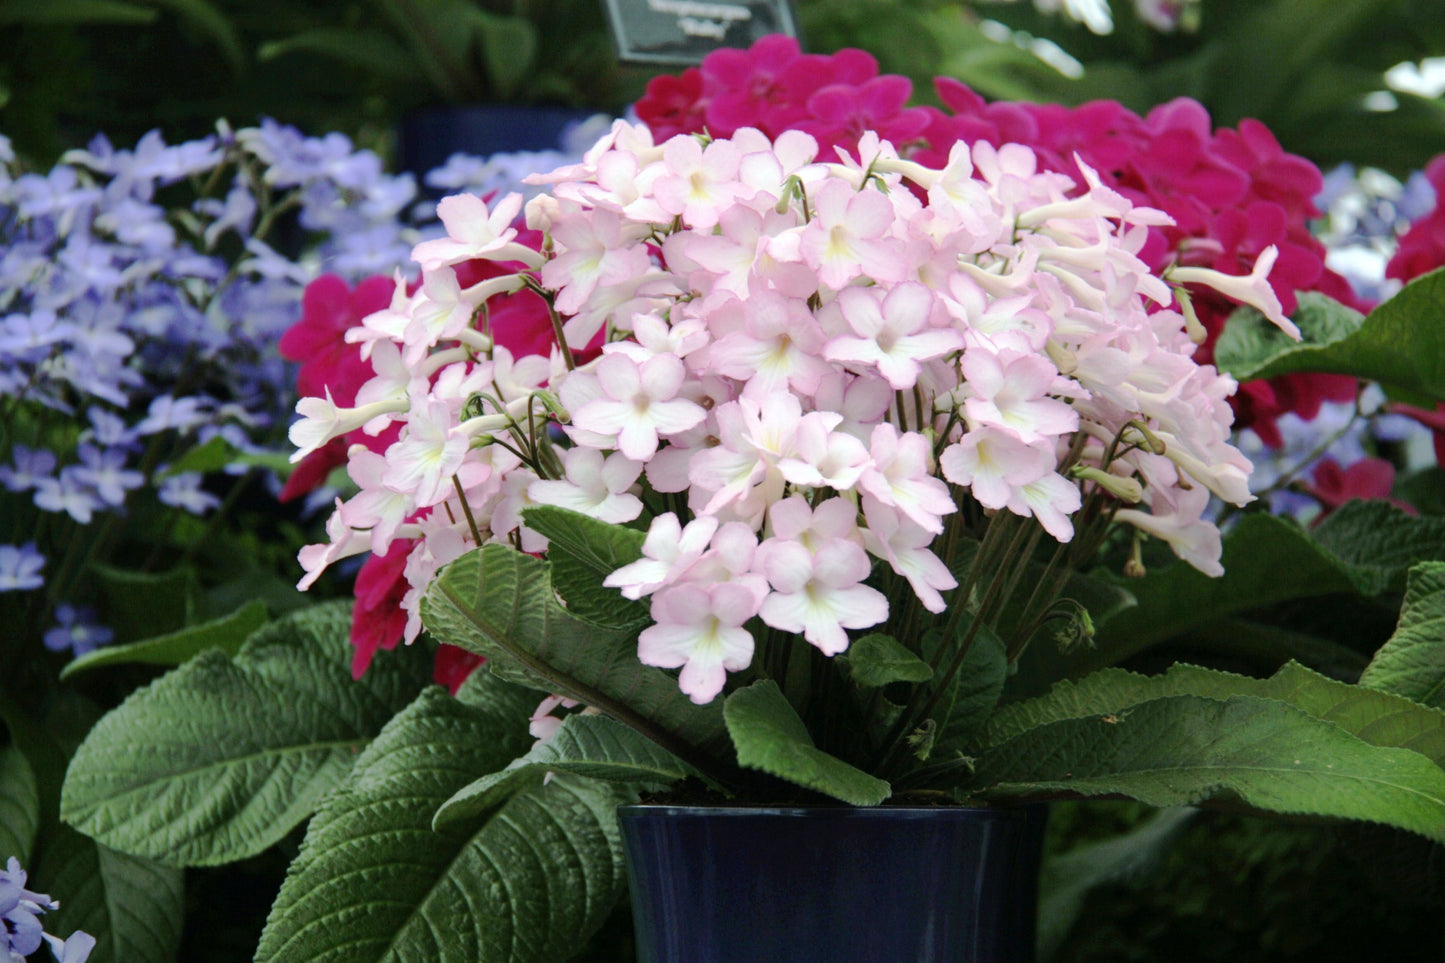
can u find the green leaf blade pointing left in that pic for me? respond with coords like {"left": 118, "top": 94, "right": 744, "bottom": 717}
{"left": 724, "top": 680, "right": 891, "bottom": 806}
{"left": 974, "top": 694, "right": 1445, "bottom": 844}
{"left": 60, "top": 601, "right": 431, "bottom": 866}
{"left": 257, "top": 681, "right": 632, "bottom": 963}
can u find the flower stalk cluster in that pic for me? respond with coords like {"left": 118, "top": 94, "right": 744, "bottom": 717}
{"left": 293, "top": 120, "right": 1294, "bottom": 708}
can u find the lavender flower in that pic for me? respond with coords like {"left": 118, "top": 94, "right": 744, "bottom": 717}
{"left": 0, "top": 543, "right": 45, "bottom": 592}
{"left": 0, "top": 857, "right": 95, "bottom": 962}
{"left": 43, "top": 604, "right": 114, "bottom": 657}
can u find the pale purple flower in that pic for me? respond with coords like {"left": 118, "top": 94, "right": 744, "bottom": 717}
{"left": 1, "top": 857, "right": 95, "bottom": 962}
{"left": 71, "top": 444, "right": 144, "bottom": 508}
{"left": 157, "top": 472, "right": 221, "bottom": 515}
{"left": 44, "top": 603, "right": 114, "bottom": 657}
{"left": 0, "top": 446, "right": 57, "bottom": 493}
{"left": 0, "top": 543, "right": 45, "bottom": 592}
{"left": 33, "top": 468, "right": 105, "bottom": 524}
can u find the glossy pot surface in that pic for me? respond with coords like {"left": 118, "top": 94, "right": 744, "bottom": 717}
{"left": 618, "top": 804, "right": 1045, "bottom": 963}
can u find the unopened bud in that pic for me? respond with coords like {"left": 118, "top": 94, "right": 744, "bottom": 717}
{"left": 1070, "top": 465, "right": 1144, "bottom": 503}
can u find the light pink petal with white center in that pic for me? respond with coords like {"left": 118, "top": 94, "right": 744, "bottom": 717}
{"left": 938, "top": 427, "right": 1054, "bottom": 510}
{"left": 1003, "top": 471, "right": 1082, "bottom": 543}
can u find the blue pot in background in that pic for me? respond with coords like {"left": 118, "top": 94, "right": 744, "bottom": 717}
{"left": 397, "top": 103, "right": 598, "bottom": 187}
{"left": 618, "top": 803, "right": 1046, "bottom": 963}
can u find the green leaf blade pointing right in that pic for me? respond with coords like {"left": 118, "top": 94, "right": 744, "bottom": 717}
{"left": 974, "top": 694, "right": 1445, "bottom": 844}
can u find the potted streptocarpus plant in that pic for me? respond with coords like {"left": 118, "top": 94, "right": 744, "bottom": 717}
{"left": 272, "top": 117, "right": 1445, "bottom": 961}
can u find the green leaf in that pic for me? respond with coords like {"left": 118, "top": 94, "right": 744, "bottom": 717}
{"left": 143, "top": 0, "right": 245, "bottom": 73}
{"left": 256, "top": 682, "right": 631, "bottom": 963}
{"left": 1038, "top": 808, "right": 1196, "bottom": 961}
{"left": 422, "top": 545, "right": 731, "bottom": 783}
{"left": 156, "top": 434, "right": 239, "bottom": 478}
{"left": 723, "top": 680, "right": 891, "bottom": 806}
{"left": 987, "top": 661, "right": 1445, "bottom": 768}
{"left": 1216, "top": 274, "right": 1445, "bottom": 404}
{"left": 924, "top": 617, "right": 1009, "bottom": 753}
{"left": 59, "top": 598, "right": 267, "bottom": 681}
{"left": 0, "top": 0, "right": 157, "bottom": 26}
{"left": 974, "top": 694, "right": 1445, "bottom": 843}
{"left": 844, "top": 633, "right": 934, "bottom": 687}
{"left": 1361, "top": 562, "right": 1445, "bottom": 710}
{"left": 468, "top": 9, "right": 538, "bottom": 101}
{"left": 60, "top": 601, "right": 431, "bottom": 866}
{"left": 520, "top": 505, "right": 648, "bottom": 627}
{"left": 1310, "top": 501, "right": 1445, "bottom": 595}
{"left": 0, "top": 744, "right": 39, "bottom": 864}
{"left": 257, "top": 27, "right": 417, "bottom": 81}
{"left": 1086, "top": 508, "right": 1438, "bottom": 673}
{"left": 434, "top": 713, "right": 696, "bottom": 828}
{"left": 33, "top": 824, "right": 184, "bottom": 963}
{"left": 91, "top": 563, "right": 200, "bottom": 643}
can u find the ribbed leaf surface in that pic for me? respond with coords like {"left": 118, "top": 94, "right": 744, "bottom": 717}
{"left": 1362, "top": 561, "right": 1445, "bottom": 709}
{"left": 422, "top": 545, "right": 730, "bottom": 780}
{"left": 435, "top": 713, "right": 695, "bottom": 828}
{"left": 986, "top": 661, "right": 1445, "bottom": 766}
{"left": 60, "top": 601, "right": 431, "bottom": 865}
{"left": 257, "top": 681, "right": 631, "bottom": 963}
{"left": 975, "top": 694, "right": 1445, "bottom": 843}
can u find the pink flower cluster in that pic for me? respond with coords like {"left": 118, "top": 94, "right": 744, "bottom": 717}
{"left": 291, "top": 120, "right": 1291, "bottom": 704}
{"left": 635, "top": 36, "right": 1362, "bottom": 447}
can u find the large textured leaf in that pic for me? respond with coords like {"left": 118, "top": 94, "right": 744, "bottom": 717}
{"left": 520, "top": 505, "right": 648, "bottom": 627}
{"left": 0, "top": 744, "right": 38, "bottom": 863}
{"left": 422, "top": 545, "right": 731, "bottom": 782}
{"left": 1311, "top": 502, "right": 1445, "bottom": 596}
{"left": 1216, "top": 273, "right": 1445, "bottom": 404}
{"left": 973, "top": 694, "right": 1445, "bottom": 844}
{"left": 1361, "top": 562, "right": 1445, "bottom": 709}
{"left": 256, "top": 681, "right": 631, "bottom": 963}
{"left": 60, "top": 601, "right": 431, "bottom": 866}
{"left": 724, "top": 680, "right": 891, "bottom": 806}
{"left": 59, "top": 598, "right": 266, "bottom": 681}
{"left": 986, "top": 661, "right": 1445, "bottom": 768}
{"left": 434, "top": 713, "right": 696, "bottom": 828}
{"left": 33, "top": 824, "right": 184, "bottom": 963}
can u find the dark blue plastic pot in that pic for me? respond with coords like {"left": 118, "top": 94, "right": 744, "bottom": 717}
{"left": 618, "top": 804, "right": 1045, "bottom": 963}
{"left": 397, "top": 104, "right": 598, "bottom": 186}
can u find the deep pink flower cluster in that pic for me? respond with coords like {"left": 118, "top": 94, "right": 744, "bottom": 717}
{"left": 635, "top": 36, "right": 1361, "bottom": 447}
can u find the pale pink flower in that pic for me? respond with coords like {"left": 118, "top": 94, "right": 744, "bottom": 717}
{"left": 1168, "top": 246, "right": 1298, "bottom": 339}
{"left": 797, "top": 179, "right": 907, "bottom": 288}
{"left": 651, "top": 134, "right": 748, "bottom": 231}
{"left": 860, "top": 497, "right": 957, "bottom": 613}
{"left": 297, "top": 499, "right": 371, "bottom": 590}
{"left": 776, "top": 412, "right": 870, "bottom": 491}
{"left": 959, "top": 347, "right": 1078, "bottom": 443}
{"left": 939, "top": 427, "right": 1054, "bottom": 511}
{"left": 857, "top": 423, "right": 956, "bottom": 533}
{"left": 638, "top": 582, "right": 760, "bottom": 703}
{"left": 411, "top": 192, "right": 543, "bottom": 271}
{"left": 528, "top": 448, "right": 643, "bottom": 524}
{"left": 381, "top": 400, "right": 473, "bottom": 507}
{"left": 758, "top": 537, "right": 888, "bottom": 655}
{"left": 604, "top": 512, "right": 719, "bottom": 599}
{"left": 571, "top": 353, "right": 706, "bottom": 461}
{"left": 822, "top": 283, "right": 963, "bottom": 389}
